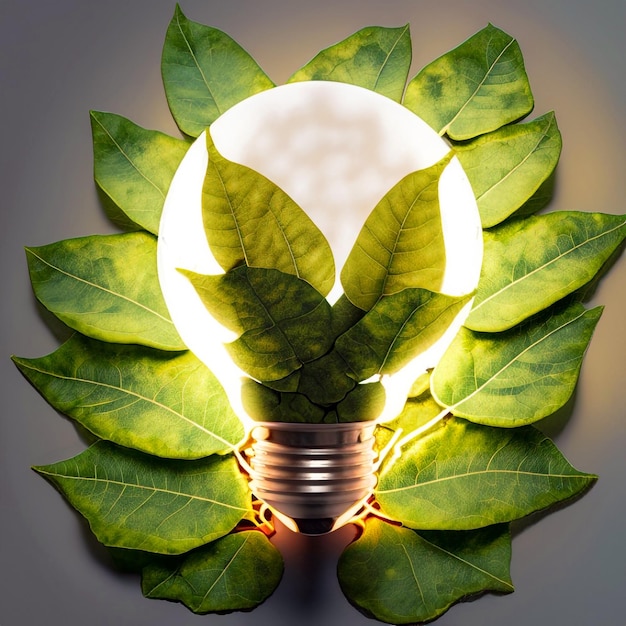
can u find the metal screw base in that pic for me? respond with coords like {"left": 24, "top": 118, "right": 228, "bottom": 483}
{"left": 245, "top": 422, "right": 377, "bottom": 535}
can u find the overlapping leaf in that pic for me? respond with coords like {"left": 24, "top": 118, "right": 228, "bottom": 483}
{"left": 202, "top": 133, "right": 335, "bottom": 296}
{"left": 341, "top": 155, "right": 450, "bottom": 311}
{"left": 33, "top": 441, "right": 251, "bottom": 554}
{"left": 404, "top": 24, "right": 533, "bottom": 140}
{"left": 338, "top": 518, "right": 513, "bottom": 624}
{"left": 26, "top": 232, "right": 185, "bottom": 350}
{"left": 13, "top": 334, "right": 243, "bottom": 459}
{"left": 162, "top": 5, "right": 275, "bottom": 137}
{"left": 142, "top": 530, "right": 284, "bottom": 613}
{"left": 335, "top": 289, "right": 470, "bottom": 380}
{"left": 455, "top": 112, "right": 562, "bottom": 227}
{"left": 182, "top": 266, "right": 333, "bottom": 382}
{"left": 432, "top": 303, "right": 602, "bottom": 425}
{"left": 467, "top": 212, "right": 626, "bottom": 331}
{"left": 375, "top": 419, "right": 596, "bottom": 530}
{"left": 288, "top": 25, "right": 411, "bottom": 102}
{"left": 90, "top": 111, "right": 189, "bottom": 234}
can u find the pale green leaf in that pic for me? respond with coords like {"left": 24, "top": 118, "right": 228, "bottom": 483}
{"left": 455, "top": 112, "right": 562, "bottom": 227}
{"left": 467, "top": 212, "right": 626, "bottom": 331}
{"left": 341, "top": 155, "right": 450, "bottom": 311}
{"left": 203, "top": 132, "right": 335, "bottom": 296}
{"left": 432, "top": 303, "right": 602, "bottom": 425}
{"left": 338, "top": 518, "right": 513, "bottom": 624}
{"left": 182, "top": 266, "right": 333, "bottom": 382}
{"left": 376, "top": 419, "right": 596, "bottom": 530}
{"left": 404, "top": 24, "right": 533, "bottom": 140}
{"left": 287, "top": 25, "right": 411, "bottom": 102}
{"left": 90, "top": 111, "right": 189, "bottom": 234}
{"left": 335, "top": 288, "right": 471, "bottom": 380}
{"left": 162, "top": 5, "right": 274, "bottom": 137}
{"left": 13, "top": 335, "right": 243, "bottom": 459}
{"left": 25, "top": 233, "right": 185, "bottom": 351}
{"left": 142, "top": 530, "right": 283, "bottom": 613}
{"left": 33, "top": 442, "right": 251, "bottom": 554}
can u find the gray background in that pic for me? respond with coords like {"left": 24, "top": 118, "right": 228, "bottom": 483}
{"left": 1, "top": 1, "right": 624, "bottom": 625}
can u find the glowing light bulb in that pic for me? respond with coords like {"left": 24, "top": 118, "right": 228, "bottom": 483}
{"left": 157, "top": 81, "right": 483, "bottom": 532}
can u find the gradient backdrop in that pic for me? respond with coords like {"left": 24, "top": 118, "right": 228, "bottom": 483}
{"left": 1, "top": 1, "right": 624, "bottom": 625}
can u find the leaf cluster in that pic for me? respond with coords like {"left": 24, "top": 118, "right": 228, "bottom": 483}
{"left": 11, "top": 6, "right": 625, "bottom": 624}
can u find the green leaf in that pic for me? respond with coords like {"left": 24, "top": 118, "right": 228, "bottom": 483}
{"left": 162, "top": 5, "right": 274, "bottom": 137}
{"left": 296, "top": 351, "right": 357, "bottom": 405}
{"left": 341, "top": 155, "right": 450, "bottom": 311}
{"left": 455, "top": 112, "right": 562, "bottom": 227}
{"left": 182, "top": 266, "right": 333, "bottom": 382}
{"left": 25, "top": 233, "right": 185, "bottom": 351}
{"left": 335, "top": 289, "right": 471, "bottom": 380}
{"left": 12, "top": 335, "right": 244, "bottom": 459}
{"left": 203, "top": 132, "right": 335, "bottom": 296}
{"left": 142, "top": 530, "right": 284, "bottom": 613}
{"left": 432, "top": 303, "right": 602, "bottom": 425}
{"left": 34, "top": 442, "right": 251, "bottom": 554}
{"left": 338, "top": 518, "right": 513, "bottom": 624}
{"left": 90, "top": 111, "right": 189, "bottom": 234}
{"left": 404, "top": 24, "right": 533, "bottom": 140}
{"left": 466, "top": 212, "right": 626, "bottom": 331}
{"left": 287, "top": 25, "right": 411, "bottom": 102}
{"left": 375, "top": 419, "right": 596, "bottom": 530}
{"left": 336, "top": 381, "right": 386, "bottom": 422}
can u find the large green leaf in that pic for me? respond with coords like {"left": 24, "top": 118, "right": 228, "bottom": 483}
{"left": 182, "top": 266, "right": 333, "bottom": 382}
{"left": 335, "top": 288, "right": 470, "bottom": 381}
{"left": 142, "top": 530, "right": 284, "bottom": 613}
{"left": 432, "top": 303, "right": 602, "bottom": 425}
{"left": 161, "top": 5, "right": 274, "bottom": 137}
{"left": 90, "top": 111, "right": 189, "bottom": 234}
{"left": 467, "top": 212, "right": 626, "bottom": 331}
{"left": 375, "top": 419, "right": 596, "bottom": 530}
{"left": 341, "top": 155, "right": 450, "bottom": 311}
{"left": 25, "top": 233, "right": 185, "bottom": 351}
{"left": 13, "top": 335, "right": 243, "bottom": 459}
{"left": 404, "top": 24, "right": 533, "bottom": 140}
{"left": 203, "top": 132, "right": 335, "bottom": 296}
{"left": 33, "top": 442, "right": 251, "bottom": 555}
{"left": 287, "top": 25, "right": 411, "bottom": 102}
{"left": 338, "top": 518, "right": 513, "bottom": 624}
{"left": 455, "top": 112, "right": 562, "bottom": 227}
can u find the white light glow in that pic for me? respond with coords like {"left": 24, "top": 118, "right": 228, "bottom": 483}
{"left": 157, "top": 81, "right": 483, "bottom": 427}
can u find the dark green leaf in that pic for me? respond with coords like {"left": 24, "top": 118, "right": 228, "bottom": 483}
{"left": 432, "top": 303, "right": 602, "bottom": 425}
{"left": 161, "top": 5, "right": 274, "bottom": 137}
{"left": 33, "top": 442, "right": 251, "bottom": 554}
{"left": 335, "top": 289, "right": 471, "bottom": 380}
{"left": 375, "top": 419, "right": 596, "bottom": 530}
{"left": 25, "top": 233, "right": 185, "bottom": 350}
{"left": 341, "top": 155, "right": 450, "bottom": 311}
{"left": 455, "top": 112, "right": 561, "bottom": 227}
{"left": 182, "top": 266, "right": 333, "bottom": 382}
{"left": 202, "top": 132, "right": 335, "bottom": 296}
{"left": 467, "top": 212, "right": 626, "bottom": 331}
{"left": 90, "top": 111, "right": 189, "bottom": 234}
{"left": 13, "top": 335, "right": 243, "bottom": 459}
{"left": 142, "top": 530, "right": 283, "bottom": 613}
{"left": 338, "top": 518, "right": 513, "bottom": 624}
{"left": 404, "top": 24, "right": 533, "bottom": 140}
{"left": 288, "top": 25, "right": 411, "bottom": 102}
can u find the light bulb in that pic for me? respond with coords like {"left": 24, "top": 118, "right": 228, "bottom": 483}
{"left": 157, "top": 81, "right": 483, "bottom": 532}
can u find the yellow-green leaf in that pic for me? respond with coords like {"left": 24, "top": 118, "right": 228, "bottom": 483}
{"left": 288, "top": 25, "right": 411, "bottom": 102}
{"left": 162, "top": 5, "right": 274, "bottom": 137}
{"left": 90, "top": 111, "right": 189, "bottom": 234}
{"left": 404, "top": 24, "right": 533, "bottom": 140}
{"left": 455, "top": 112, "right": 562, "bottom": 227}
{"left": 467, "top": 212, "right": 626, "bottom": 331}
{"left": 33, "top": 442, "right": 251, "bottom": 554}
{"left": 13, "top": 335, "right": 243, "bottom": 459}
